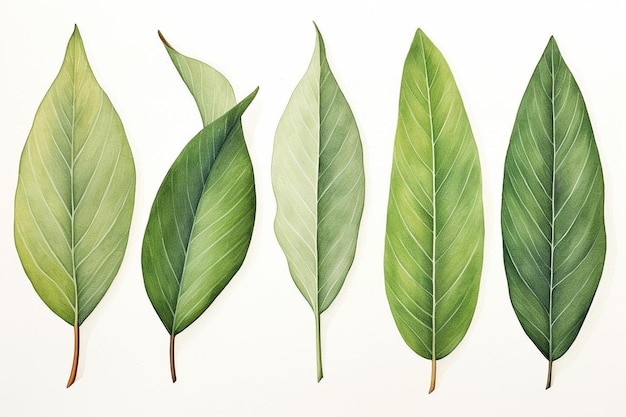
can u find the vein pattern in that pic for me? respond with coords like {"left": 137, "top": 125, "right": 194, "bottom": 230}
{"left": 502, "top": 38, "right": 605, "bottom": 374}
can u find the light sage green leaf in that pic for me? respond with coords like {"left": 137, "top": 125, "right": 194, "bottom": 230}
{"left": 143, "top": 34, "right": 258, "bottom": 382}
{"left": 158, "top": 31, "right": 235, "bottom": 125}
{"left": 502, "top": 37, "right": 605, "bottom": 389}
{"left": 384, "top": 28, "right": 484, "bottom": 393}
{"left": 14, "top": 25, "right": 136, "bottom": 387}
{"left": 272, "top": 24, "right": 365, "bottom": 382}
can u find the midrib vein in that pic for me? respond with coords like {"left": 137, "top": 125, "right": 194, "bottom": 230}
{"left": 70, "top": 43, "right": 79, "bottom": 324}
{"left": 314, "top": 59, "right": 322, "bottom": 318}
{"left": 420, "top": 35, "right": 437, "bottom": 359}
{"left": 171, "top": 116, "right": 240, "bottom": 332}
{"left": 548, "top": 48, "right": 557, "bottom": 361}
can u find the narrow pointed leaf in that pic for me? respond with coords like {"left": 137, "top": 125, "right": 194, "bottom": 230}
{"left": 14, "top": 26, "right": 136, "bottom": 386}
{"left": 502, "top": 37, "right": 605, "bottom": 388}
{"left": 142, "top": 35, "right": 257, "bottom": 382}
{"left": 384, "top": 29, "right": 484, "bottom": 393}
{"left": 272, "top": 25, "right": 365, "bottom": 381}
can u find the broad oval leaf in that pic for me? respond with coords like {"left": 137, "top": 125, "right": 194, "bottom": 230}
{"left": 502, "top": 37, "right": 605, "bottom": 389}
{"left": 14, "top": 25, "right": 136, "bottom": 387}
{"left": 272, "top": 24, "right": 365, "bottom": 381}
{"left": 384, "top": 28, "right": 484, "bottom": 393}
{"left": 142, "top": 34, "right": 258, "bottom": 382}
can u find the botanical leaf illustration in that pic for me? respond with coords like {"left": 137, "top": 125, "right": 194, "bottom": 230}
{"left": 272, "top": 24, "right": 365, "bottom": 382}
{"left": 384, "top": 28, "right": 484, "bottom": 393}
{"left": 143, "top": 34, "right": 257, "bottom": 382}
{"left": 158, "top": 31, "right": 235, "bottom": 125}
{"left": 14, "top": 26, "right": 136, "bottom": 387}
{"left": 502, "top": 37, "right": 605, "bottom": 389}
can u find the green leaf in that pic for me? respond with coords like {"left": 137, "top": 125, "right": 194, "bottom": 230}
{"left": 14, "top": 25, "right": 136, "bottom": 387}
{"left": 142, "top": 34, "right": 258, "bottom": 382}
{"left": 271, "top": 24, "right": 365, "bottom": 382}
{"left": 384, "top": 28, "right": 484, "bottom": 393}
{"left": 502, "top": 37, "right": 605, "bottom": 389}
{"left": 158, "top": 31, "right": 235, "bottom": 125}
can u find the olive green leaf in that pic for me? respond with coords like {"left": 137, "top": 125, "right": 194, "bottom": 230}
{"left": 502, "top": 37, "right": 605, "bottom": 389}
{"left": 384, "top": 28, "right": 484, "bottom": 393}
{"left": 14, "top": 25, "right": 136, "bottom": 387}
{"left": 272, "top": 24, "right": 365, "bottom": 382}
{"left": 142, "top": 33, "right": 257, "bottom": 382}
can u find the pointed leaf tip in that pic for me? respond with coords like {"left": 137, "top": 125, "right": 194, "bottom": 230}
{"left": 158, "top": 30, "right": 174, "bottom": 50}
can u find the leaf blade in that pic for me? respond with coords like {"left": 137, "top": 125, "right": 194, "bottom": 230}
{"left": 272, "top": 25, "right": 365, "bottom": 380}
{"left": 384, "top": 29, "right": 484, "bottom": 391}
{"left": 14, "top": 25, "right": 136, "bottom": 326}
{"left": 142, "top": 89, "right": 257, "bottom": 336}
{"left": 502, "top": 37, "right": 605, "bottom": 387}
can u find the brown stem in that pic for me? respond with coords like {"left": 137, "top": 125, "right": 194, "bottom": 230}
{"left": 428, "top": 356, "right": 436, "bottom": 393}
{"left": 66, "top": 323, "right": 79, "bottom": 388}
{"left": 170, "top": 334, "right": 177, "bottom": 383}
{"left": 545, "top": 359, "right": 553, "bottom": 389}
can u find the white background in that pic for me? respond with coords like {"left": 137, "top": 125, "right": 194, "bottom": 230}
{"left": 1, "top": 0, "right": 625, "bottom": 416}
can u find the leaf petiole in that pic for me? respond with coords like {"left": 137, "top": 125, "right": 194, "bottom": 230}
{"left": 170, "top": 334, "right": 177, "bottom": 383}
{"left": 66, "top": 323, "right": 79, "bottom": 388}
{"left": 428, "top": 356, "right": 436, "bottom": 393}
{"left": 546, "top": 359, "right": 553, "bottom": 389}
{"left": 315, "top": 313, "right": 323, "bottom": 382}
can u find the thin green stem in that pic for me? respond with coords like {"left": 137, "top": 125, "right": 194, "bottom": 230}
{"left": 316, "top": 313, "right": 323, "bottom": 382}
{"left": 66, "top": 323, "right": 79, "bottom": 388}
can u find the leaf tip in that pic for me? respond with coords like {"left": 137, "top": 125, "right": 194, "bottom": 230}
{"left": 312, "top": 22, "right": 325, "bottom": 48}
{"left": 70, "top": 24, "right": 82, "bottom": 43}
{"left": 158, "top": 30, "right": 174, "bottom": 51}
{"left": 546, "top": 35, "right": 560, "bottom": 51}
{"left": 241, "top": 87, "right": 260, "bottom": 108}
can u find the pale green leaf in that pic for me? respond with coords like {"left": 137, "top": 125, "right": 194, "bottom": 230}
{"left": 14, "top": 25, "right": 136, "bottom": 387}
{"left": 158, "top": 31, "right": 235, "bottom": 125}
{"left": 142, "top": 35, "right": 257, "bottom": 382}
{"left": 272, "top": 24, "right": 365, "bottom": 381}
{"left": 384, "top": 28, "right": 484, "bottom": 393}
{"left": 502, "top": 37, "right": 605, "bottom": 388}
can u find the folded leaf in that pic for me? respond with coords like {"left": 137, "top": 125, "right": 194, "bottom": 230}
{"left": 384, "top": 28, "right": 484, "bottom": 393}
{"left": 143, "top": 34, "right": 257, "bottom": 382}
{"left": 502, "top": 37, "right": 605, "bottom": 389}
{"left": 14, "top": 25, "right": 136, "bottom": 387}
{"left": 272, "top": 24, "right": 365, "bottom": 381}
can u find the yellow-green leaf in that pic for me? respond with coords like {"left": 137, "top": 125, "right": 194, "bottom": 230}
{"left": 14, "top": 26, "right": 136, "bottom": 387}
{"left": 384, "top": 29, "right": 484, "bottom": 393}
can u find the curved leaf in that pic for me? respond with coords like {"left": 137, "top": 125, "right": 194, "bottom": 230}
{"left": 14, "top": 26, "right": 136, "bottom": 387}
{"left": 502, "top": 37, "right": 605, "bottom": 389}
{"left": 272, "top": 24, "right": 365, "bottom": 381}
{"left": 158, "top": 31, "right": 235, "bottom": 125}
{"left": 142, "top": 35, "right": 257, "bottom": 382}
{"left": 384, "top": 29, "right": 484, "bottom": 393}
